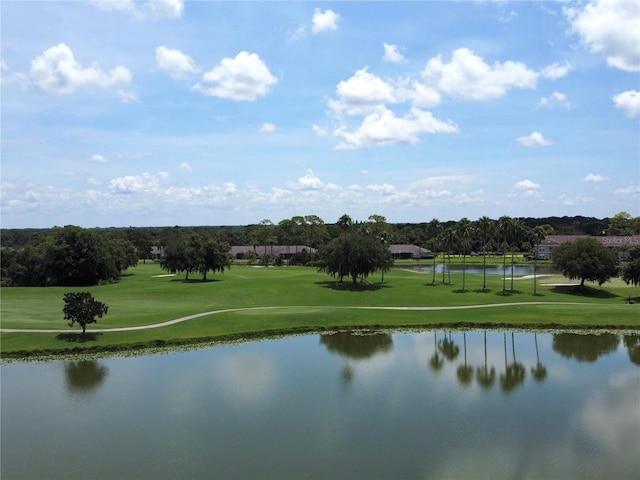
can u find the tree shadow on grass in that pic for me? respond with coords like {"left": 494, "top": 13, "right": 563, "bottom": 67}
{"left": 56, "top": 332, "right": 104, "bottom": 343}
{"left": 494, "top": 289, "right": 523, "bottom": 297}
{"left": 316, "top": 280, "right": 388, "bottom": 292}
{"left": 551, "top": 285, "right": 618, "bottom": 299}
{"left": 169, "top": 278, "right": 221, "bottom": 284}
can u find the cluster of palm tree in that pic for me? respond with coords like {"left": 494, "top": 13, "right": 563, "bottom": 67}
{"left": 429, "top": 331, "right": 547, "bottom": 394}
{"left": 426, "top": 216, "right": 552, "bottom": 295}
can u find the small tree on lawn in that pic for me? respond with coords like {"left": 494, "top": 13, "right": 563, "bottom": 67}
{"left": 63, "top": 292, "right": 109, "bottom": 335}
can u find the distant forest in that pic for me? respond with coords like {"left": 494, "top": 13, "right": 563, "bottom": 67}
{"left": 0, "top": 215, "right": 630, "bottom": 249}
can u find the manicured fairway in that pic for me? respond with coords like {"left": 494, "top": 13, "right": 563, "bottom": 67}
{"left": 1, "top": 262, "right": 638, "bottom": 356}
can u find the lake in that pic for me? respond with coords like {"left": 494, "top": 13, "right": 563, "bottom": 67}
{"left": 409, "top": 263, "right": 557, "bottom": 276}
{"left": 2, "top": 330, "right": 639, "bottom": 479}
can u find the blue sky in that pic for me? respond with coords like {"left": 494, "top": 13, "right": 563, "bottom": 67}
{"left": 1, "top": 0, "right": 639, "bottom": 228}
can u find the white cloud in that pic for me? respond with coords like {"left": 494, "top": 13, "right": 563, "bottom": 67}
{"left": 383, "top": 43, "right": 405, "bottom": 63}
{"left": 180, "top": 162, "right": 192, "bottom": 173}
{"left": 422, "top": 48, "right": 538, "bottom": 100}
{"left": 288, "top": 170, "right": 324, "bottom": 190}
{"left": 156, "top": 46, "right": 199, "bottom": 79}
{"left": 539, "top": 91, "right": 571, "bottom": 109}
{"left": 312, "top": 8, "right": 340, "bottom": 33}
{"left": 614, "top": 185, "right": 640, "bottom": 196}
{"left": 331, "top": 67, "right": 396, "bottom": 116}
{"left": 515, "top": 179, "right": 540, "bottom": 190}
{"left": 565, "top": 0, "right": 640, "bottom": 72}
{"left": 517, "top": 131, "right": 552, "bottom": 147}
{"left": 312, "top": 125, "right": 329, "bottom": 136}
{"left": 583, "top": 173, "right": 609, "bottom": 182}
{"left": 612, "top": 90, "right": 640, "bottom": 118}
{"left": 91, "top": 0, "right": 183, "bottom": 20}
{"left": 259, "top": 122, "right": 276, "bottom": 133}
{"left": 109, "top": 172, "right": 163, "bottom": 194}
{"left": 333, "top": 107, "right": 458, "bottom": 150}
{"left": 90, "top": 154, "right": 107, "bottom": 163}
{"left": 194, "top": 51, "right": 277, "bottom": 101}
{"left": 30, "top": 43, "right": 131, "bottom": 95}
{"left": 0, "top": 60, "right": 29, "bottom": 88}
{"left": 117, "top": 89, "right": 139, "bottom": 103}
{"left": 540, "top": 62, "right": 573, "bottom": 79}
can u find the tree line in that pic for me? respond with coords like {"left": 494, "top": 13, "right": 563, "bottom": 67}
{"left": 2, "top": 212, "right": 638, "bottom": 250}
{"left": 2, "top": 212, "right": 639, "bottom": 288}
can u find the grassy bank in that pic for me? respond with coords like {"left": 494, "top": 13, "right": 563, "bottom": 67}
{"left": 1, "top": 262, "right": 638, "bottom": 357}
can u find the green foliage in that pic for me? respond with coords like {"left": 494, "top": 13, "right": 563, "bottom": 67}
{"left": 62, "top": 292, "right": 109, "bottom": 334}
{"left": 606, "top": 211, "right": 640, "bottom": 236}
{"left": 1, "top": 225, "right": 137, "bottom": 286}
{"left": 160, "top": 228, "right": 230, "bottom": 280}
{"left": 621, "top": 246, "right": 640, "bottom": 287}
{"left": 553, "top": 237, "right": 619, "bottom": 286}
{"left": 317, "top": 231, "right": 393, "bottom": 284}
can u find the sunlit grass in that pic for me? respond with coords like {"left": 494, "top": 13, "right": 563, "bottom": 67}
{"left": 1, "top": 261, "right": 638, "bottom": 356}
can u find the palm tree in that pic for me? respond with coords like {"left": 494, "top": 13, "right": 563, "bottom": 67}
{"left": 337, "top": 214, "right": 353, "bottom": 231}
{"left": 476, "top": 331, "right": 496, "bottom": 390}
{"left": 427, "top": 219, "right": 442, "bottom": 285}
{"left": 497, "top": 216, "right": 512, "bottom": 294}
{"left": 476, "top": 216, "right": 495, "bottom": 292}
{"left": 531, "top": 333, "right": 547, "bottom": 382}
{"left": 429, "top": 332, "right": 445, "bottom": 373}
{"left": 441, "top": 228, "right": 456, "bottom": 285}
{"left": 508, "top": 218, "right": 524, "bottom": 292}
{"left": 500, "top": 332, "right": 526, "bottom": 394}
{"left": 456, "top": 218, "right": 473, "bottom": 292}
{"left": 531, "top": 226, "right": 547, "bottom": 295}
{"left": 456, "top": 332, "right": 474, "bottom": 388}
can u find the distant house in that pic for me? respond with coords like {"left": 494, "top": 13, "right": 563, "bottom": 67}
{"left": 150, "top": 245, "right": 165, "bottom": 260}
{"left": 229, "top": 245, "right": 317, "bottom": 260}
{"left": 388, "top": 244, "right": 431, "bottom": 259}
{"left": 536, "top": 235, "right": 640, "bottom": 260}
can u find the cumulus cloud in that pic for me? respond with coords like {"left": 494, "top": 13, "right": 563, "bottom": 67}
{"left": 517, "top": 131, "right": 552, "bottom": 147}
{"left": 612, "top": 90, "right": 640, "bottom": 117}
{"left": 30, "top": 43, "right": 131, "bottom": 95}
{"left": 109, "top": 172, "right": 164, "bottom": 194}
{"left": 90, "top": 154, "right": 107, "bottom": 163}
{"left": 259, "top": 122, "right": 276, "bottom": 133}
{"left": 383, "top": 43, "right": 406, "bottom": 63}
{"left": 422, "top": 48, "right": 538, "bottom": 100}
{"left": 539, "top": 91, "right": 571, "bottom": 109}
{"left": 194, "top": 51, "right": 277, "bottom": 101}
{"left": 180, "top": 162, "right": 192, "bottom": 172}
{"left": 515, "top": 179, "right": 540, "bottom": 190}
{"left": 540, "top": 62, "right": 573, "bottom": 79}
{"left": 583, "top": 173, "right": 609, "bottom": 182}
{"left": 330, "top": 67, "right": 396, "bottom": 116}
{"left": 156, "top": 46, "right": 198, "bottom": 78}
{"left": 565, "top": 0, "right": 640, "bottom": 72}
{"left": 91, "top": 0, "right": 183, "bottom": 20}
{"left": 333, "top": 107, "right": 458, "bottom": 150}
{"left": 312, "top": 8, "right": 340, "bottom": 33}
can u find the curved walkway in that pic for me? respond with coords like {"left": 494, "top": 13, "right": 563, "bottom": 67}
{"left": 0, "top": 302, "right": 603, "bottom": 333}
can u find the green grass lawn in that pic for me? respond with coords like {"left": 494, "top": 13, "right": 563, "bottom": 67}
{"left": 1, "top": 262, "right": 638, "bottom": 356}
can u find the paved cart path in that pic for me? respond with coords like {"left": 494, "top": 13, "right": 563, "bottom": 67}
{"left": 0, "top": 302, "right": 606, "bottom": 333}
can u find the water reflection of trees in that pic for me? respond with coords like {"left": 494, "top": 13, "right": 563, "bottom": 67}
{"left": 500, "top": 332, "right": 526, "bottom": 394}
{"left": 320, "top": 331, "right": 393, "bottom": 386}
{"left": 64, "top": 360, "right": 108, "bottom": 393}
{"left": 623, "top": 335, "right": 640, "bottom": 366}
{"left": 552, "top": 333, "right": 619, "bottom": 362}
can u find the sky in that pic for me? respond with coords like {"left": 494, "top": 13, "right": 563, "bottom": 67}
{"left": 1, "top": 0, "right": 639, "bottom": 228}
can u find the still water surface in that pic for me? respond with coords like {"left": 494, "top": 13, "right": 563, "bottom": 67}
{"left": 2, "top": 330, "right": 639, "bottom": 479}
